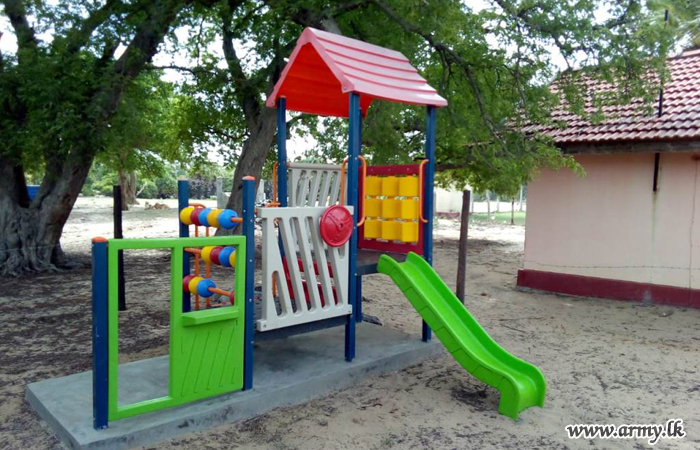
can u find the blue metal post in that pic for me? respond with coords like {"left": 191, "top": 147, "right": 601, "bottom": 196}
{"left": 277, "top": 98, "right": 288, "bottom": 207}
{"left": 178, "top": 180, "right": 191, "bottom": 313}
{"left": 242, "top": 176, "right": 256, "bottom": 390}
{"left": 422, "top": 106, "right": 437, "bottom": 342}
{"left": 355, "top": 275, "right": 363, "bottom": 323}
{"left": 345, "top": 93, "right": 360, "bottom": 361}
{"left": 91, "top": 238, "right": 109, "bottom": 430}
{"left": 355, "top": 114, "right": 363, "bottom": 324}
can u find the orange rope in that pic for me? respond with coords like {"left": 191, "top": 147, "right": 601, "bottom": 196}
{"left": 265, "top": 163, "right": 281, "bottom": 206}
{"left": 188, "top": 202, "right": 206, "bottom": 208}
{"left": 340, "top": 159, "right": 347, "bottom": 205}
{"left": 418, "top": 159, "right": 429, "bottom": 224}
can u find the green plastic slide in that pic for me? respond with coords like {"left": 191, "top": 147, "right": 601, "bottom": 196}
{"left": 377, "top": 252, "right": 546, "bottom": 420}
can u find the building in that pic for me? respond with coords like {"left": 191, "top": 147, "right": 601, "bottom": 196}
{"left": 517, "top": 48, "right": 700, "bottom": 308}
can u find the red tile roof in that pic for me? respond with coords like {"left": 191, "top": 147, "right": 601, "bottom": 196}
{"left": 524, "top": 49, "right": 700, "bottom": 145}
{"left": 266, "top": 28, "right": 447, "bottom": 118}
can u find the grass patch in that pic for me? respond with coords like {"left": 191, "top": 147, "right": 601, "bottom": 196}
{"left": 470, "top": 211, "right": 526, "bottom": 226}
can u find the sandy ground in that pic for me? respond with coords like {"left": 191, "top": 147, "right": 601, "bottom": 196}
{"left": 1, "top": 196, "right": 699, "bottom": 450}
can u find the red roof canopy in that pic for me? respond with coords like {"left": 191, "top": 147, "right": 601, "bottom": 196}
{"left": 266, "top": 28, "right": 447, "bottom": 117}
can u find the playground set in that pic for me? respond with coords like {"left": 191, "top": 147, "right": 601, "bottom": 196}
{"left": 89, "top": 28, "right": 546, "bottom": 432}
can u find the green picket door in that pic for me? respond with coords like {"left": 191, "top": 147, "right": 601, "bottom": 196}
{"left": 107, "top": 237, "right": 246, "bottom": 421}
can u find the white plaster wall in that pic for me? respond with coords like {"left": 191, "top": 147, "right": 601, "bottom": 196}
{"left": 523, "top": 153, "right": 700, "bottom": 289}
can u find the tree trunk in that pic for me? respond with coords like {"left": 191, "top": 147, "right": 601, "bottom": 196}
{"left": 518, "top": 185, "right": 524, "bottom": 212}
{"left": 222, "top": 108, "right": 278, "bottom": 232}
{"left": 118, "top": 169, "right": 139, "bottom": 210}
{"left": 470, "top": 189, "right": 475, "bottom": 215}
{"left": 0, "top": 156, "right": 94, "bottom": 275}
{"left": 486, "top": 191, "right": 491, "bottom": 217}
{"left": 511, "top": 198, "right": 515, "bottom": 225}
{"left": 495, "top": 195, "right": 500, "bottom": 212}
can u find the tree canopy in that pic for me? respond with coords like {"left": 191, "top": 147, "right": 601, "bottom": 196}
{"left": 0, "top": 0, "right": 679, "bottom": 275}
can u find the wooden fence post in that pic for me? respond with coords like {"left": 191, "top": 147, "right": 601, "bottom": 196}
{"left": 113, "top": 186, "right": 126, "bottom": 311}
{"left": 456, "top": 190, "right": 470, "bottom": 303}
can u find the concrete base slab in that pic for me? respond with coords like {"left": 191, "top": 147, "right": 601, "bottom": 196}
{"left": 27, "top": 323, "right": 443, "bottom": 450}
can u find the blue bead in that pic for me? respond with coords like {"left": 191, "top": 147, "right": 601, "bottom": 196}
{"left": 198, "top": 208, "right": 213, "bottom": 227}
{"left": 218, "top": 209, "right": 239, "bottom": 230}
{"left": 196, "top": 278, "right": 216, "bottom": 297}
{"left": 219, "top": 247, "right": 234, "bottom": 267}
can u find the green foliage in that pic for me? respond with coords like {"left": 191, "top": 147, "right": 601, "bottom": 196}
{"left": 276, "top": 0, "right": 673, "bottom": 197}
{"left": 3, "top": 0, "right": 681, "bottom": 203}
{"left": 81, "top": 164, "right": 119, "bottom": 197}
{"left": 94, "top": 71, "right": 189, "bottom": 179}
{"left": 649, "top": 0, "right": 700, "bottom": 47}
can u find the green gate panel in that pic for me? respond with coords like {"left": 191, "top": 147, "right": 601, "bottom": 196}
{"left": 106, "top": 237, "right": 246, "bottom": 421}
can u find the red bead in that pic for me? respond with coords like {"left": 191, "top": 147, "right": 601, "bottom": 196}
{"left": 183, "top": 275, "right": 195, "bottom": 293}
{"left": 190, "top": 208, "right": 203, "bottom": 226}
{"left": 210, "top": 246, "right": 223, "bottom": 265}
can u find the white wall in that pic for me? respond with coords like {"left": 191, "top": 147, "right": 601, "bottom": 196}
{"left": 523, "top": 153, "right": 700, "bottom": 289}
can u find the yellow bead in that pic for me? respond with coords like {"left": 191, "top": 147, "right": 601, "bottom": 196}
{"left": 188, "top": 276, "right": 203, "bottom": 294}
{"left": 207, "top": 209, "right": 222, "bottom": 229}
{"left": 201, "top": 246, "right": 215, "bottom": 263}
{"left": 229, "top": 250, "right": 237, "bottom": 268}
{"left": 179, "top": 206, "right": 195, "bottom": 225}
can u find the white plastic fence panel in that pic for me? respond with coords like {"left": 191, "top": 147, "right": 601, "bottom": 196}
{"left": 258, "top": 206, "right": 353, "bottom": 332}
{"left": 287, "top": 163, "right": 344, "bottom": 207}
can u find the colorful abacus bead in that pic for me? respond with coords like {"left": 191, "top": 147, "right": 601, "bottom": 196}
{"left": 201, "top": 246, "right": 216, "bottom": 263}
{"left": 217, "top": 209, "right": 238, "bottom": 230}
{"left": 228, "top": 249, "right": 237, "bottom": 268}
{"left": 196, "top": 278, "right": 216, "bottom": 297}
{"left": 198, "top": 208, "right": 213, "bottom": 227}
{"left": 190, "top": 208, "right": 204, "bottom": 226}
{"left": 207, "top": 209, "right": 222, "bottom": 228}
{"left": 183, "top": 274, "right": 196, "bottom": 292}
{"left": 187, "top": 276, "right": 204, "bottom": 294}
{"left": 210, "top": 246, "right": 224, "bottom": 265}
{"left": 179, "top": 206, "right": 195, "bottom": 225}
{"left": 219, "top": 247, "right": 235, "bottom": 267}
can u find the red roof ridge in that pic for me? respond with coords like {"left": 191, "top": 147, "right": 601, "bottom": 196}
{"left": 324, "top": 48, "right": 419, "bottom": 74}
{"left": 315, "top": 35, "right": 410, "bottom": 64}
{"left": 308, "top": 28, "right": 407, "bottom": 61}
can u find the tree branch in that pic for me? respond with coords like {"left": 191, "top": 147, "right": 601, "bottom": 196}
{"left": 370, "top": 0, "right": 508, "bottom": 150}
{"left": 1, "top": 0, "right": 38, "bottom": 51}
{"left": 65, "top": 0, "right": 125, "bottom": 55}
{"left": 150, "top": 64, "right": 226, "bottom": 78}
{"left": 221, "top": 0, "right": 262, "bottom": 128}
{"left": 89, "top": 0, "right": 191, "bottom": 129}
